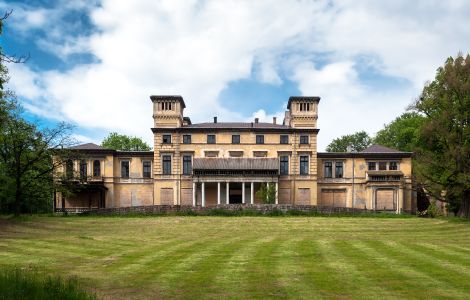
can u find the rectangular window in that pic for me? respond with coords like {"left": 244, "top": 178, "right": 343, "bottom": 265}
{"left": 280, "top": 135, "right": 289, "bottom": 144}
{"left": 379, "top": 161, "right": 387, "bottom": 170}
{"left": 183, "top": 155, "right": 192, "bottom": 175}
{"left": 80, "top": 161, "right": 87, "bottom": 180}
{"left": 368, "top": 162, "right": 376, "bottom": 171}
{"left": 207, "top": 134, "right": 216, "bottom": 144}
{"left": 280, "top": 156, "right": 289, "bottom": 175}
{"left": 65, "top": 160, "right": 73, "bottom": 179}
{"left": 162, "top": 155, "right": 171, "bottom": 175}
{"left": 256, "top": 135, "right": 264, "bottom": 144}
{"left": 232, "top": 135, "right": 240, "bottom": 144}
{"left": 300, "top": 135, "right": 309, "bottom": 144}
{"left": 389, "top": 161, "right": 398, "bottom": 170}
{"left": 162, "top": 134, "right": 171, "bottom": 144}
{"left": 183, "top": 134, "right": 191, "bottom": 144}
{"left": 93, "top": 160, "right": 101, "bottom": 177}
{"left": 300, "top": 156, "right": 309, "bottom": 175}
{"left": 143, "top": 161, "right": 151, "bottom": 178}
{"left": 335, "top": 162, "right": 343, "bottom": 178}
{"left": 121, "top": 161, "right": 129, "bottom": 178}
{"left": 324, "top": 162, "right": 332, "bottom": 178}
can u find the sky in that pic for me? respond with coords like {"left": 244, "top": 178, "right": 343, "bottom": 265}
{"left": 1, "top": 0, "right": 470, "bottom": 151}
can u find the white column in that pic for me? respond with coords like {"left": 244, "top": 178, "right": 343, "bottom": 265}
{"left": 217, "top": 182, "right": 221, "bottom": 205}
{"left": 275, "top": 182, "right": 279, "bottom": 204}
{"left": 226, "top": 182, "right": 230, "bottom": 204}
{"left": 242, "top": 182, "right": 246, "bottom": 204}
{"left": 192, "top": 182, "right": 196, "bottom": 206}
{"left": 202, "top": 182, "right": 205, "bottom": 207}
{"left": 250, "top": 182, "right": 254, "bottom": 204}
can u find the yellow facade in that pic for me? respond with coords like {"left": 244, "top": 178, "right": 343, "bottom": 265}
{"left": 55, "top": 95, "right": 415, "bottom": 213}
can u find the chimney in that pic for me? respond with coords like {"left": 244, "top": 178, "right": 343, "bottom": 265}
{"left": 214, "top": 116, "right": 217, "bottom": 123}
{"left": 255, "top": 118, "right": 259, "bottom": 124}
{"left": 273, "top": 117, "right": 277, "bottom": 124}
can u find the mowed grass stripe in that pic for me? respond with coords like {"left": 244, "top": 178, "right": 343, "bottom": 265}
{"left": 356, "top": 240, "right": 470, "bottom": 299}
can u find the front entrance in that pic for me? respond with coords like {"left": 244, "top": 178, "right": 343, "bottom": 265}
{"left": 229, "top": 183, "right": 243, "bottom": 204}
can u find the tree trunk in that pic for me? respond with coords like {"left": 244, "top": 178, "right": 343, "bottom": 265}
{"left": 457, "top": 191, "right": 470, "bottom": 218}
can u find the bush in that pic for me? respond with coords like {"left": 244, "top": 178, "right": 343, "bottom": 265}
{"left": 0, "top": 267, "right": 96, "bottom": 300}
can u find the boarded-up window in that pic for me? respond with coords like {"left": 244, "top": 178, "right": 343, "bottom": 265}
{"left": 320, "top": 189, "right": 347, "bottom": 207}
{"left": 181, "top": 188, "right": 193, "bottom": 206}
{"left": 279, "top": 189, "right": 291, "bottom": 204}
{"left": 297, "top": 188, "right": 311, "bottom": 205}
{"left": 376, "top": 189, "right": 395, "bottom": 210}
{"left": 160, "top": 188, "right": 174, "bottom": 205}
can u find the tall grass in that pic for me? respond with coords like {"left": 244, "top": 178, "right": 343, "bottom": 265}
{"left": 0, "top": 268, "right": 96, "bottom": 300}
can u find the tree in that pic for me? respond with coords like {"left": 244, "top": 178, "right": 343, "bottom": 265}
{"left": 101, "top": 132, "right": 151, "bottom": 151}
{"left": 326, "top": 131, "right": 372, "bottom": 152}
{"left": 411, "top": 54, "right": 470, "bottom": 217}
{"left": 255, "top": 183, "right": 276, "bottom": 204}
{"left": 374, "top": 112, "right": 426, "bottom": 152}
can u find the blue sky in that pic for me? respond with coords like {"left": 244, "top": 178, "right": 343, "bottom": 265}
{"left": 2, "top": 0, "right": 470, "bottom": 150}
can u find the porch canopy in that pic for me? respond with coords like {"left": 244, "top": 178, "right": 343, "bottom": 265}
{"left": 193, "top": 158, "right": 279, "bottom": 176}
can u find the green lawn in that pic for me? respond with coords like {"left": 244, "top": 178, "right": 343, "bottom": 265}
{"left": 0, "top": 216, "right": 469, "bottom": 299}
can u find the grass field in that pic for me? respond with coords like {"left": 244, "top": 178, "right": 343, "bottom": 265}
{"left": 0, "top": 216, "right": 469, "bottom": 299}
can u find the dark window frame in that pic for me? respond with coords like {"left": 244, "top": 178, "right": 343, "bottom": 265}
{"left": 300, "top": 135, "right": 309, "bottom": 144}
{"left": 368, "top": 162, "right": 376, "bottom": 171}
{"left": 389, "top": 161, "right": 398, "bottom": 170}
{"left": 378, "top": 161, "right": 387, "bottom": 171}
{"left": 79, "top": 160, "right": 87, "bottom": 180}
{"left": 121, "top": 161, "right": 130, "bottom": 178}
{"left": 162, "top": 155, "right": 172, "bottom": 175}
{"left": 162, "top": 134, "right": 172, "bottom": 144}
{"left": 66, "top": 160, "right": 74, "bottom": 179}
{"left": 183, "top": 155, "right": 192, "bottom": 175}
{"left": 280, "top": 135, "right": 289, "bottom": 144}
{"left": 183, "top": 134, "right": 191, "bottom": 144}
{"left": 93, "top": 160, "right": 101, "bottom": 177}
{"left": 207, "top": 134, "right": 216, "bottom": 144}
{"left": 232, "top": 135, "right": 240, "bottom": 144}
{"left": 280, "top": 155, "right": 289, "bottom": 175}
{"left": 335, "top": 162, "right": 343, "bottom": 178}
{"left": 300, "top": 155, "right": 309, "bottom": 175}
{"left": 143, "top": 161, "right": 151, "bottom": 178}
{"left": 256, "top": 135, "right": 264, "bottom": 144}
{"left": 324, "top": 161, "right": 333, "bottom": 178}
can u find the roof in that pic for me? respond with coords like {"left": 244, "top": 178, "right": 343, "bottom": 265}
{"left": 185, "top": 122, "right": 290, "bottom": 129}
{"left": 69, "top": 143, "right": 106, "bottom": 150}
{"left": 193, "top": 158, "right": 278, "bottom": 170}
{"left": 361, "top": 144, "right": 401, "bottom": 153}
{"left": 287, "top": 96, "right": 321, "bottom": 109}
{"left": 150, "top": 95, "right": 186, "bottom": 108}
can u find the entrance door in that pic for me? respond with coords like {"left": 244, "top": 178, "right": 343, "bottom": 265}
{"left": 376, "top": 189, "right": 395, "bottom": 211}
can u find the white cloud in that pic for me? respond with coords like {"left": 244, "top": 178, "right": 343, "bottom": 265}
{"left": 4, "top": 0, "right": 470, "bottom": 150}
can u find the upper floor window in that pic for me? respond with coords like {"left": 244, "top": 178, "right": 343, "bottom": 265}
{"left": 300, "top": 155, "right": 309, "bottom": 175}
{"left": 93, "top": 160, "right": 101, "bottom": 177}
{"left": 183, "top": 155, "right": 192, "bottom": 175}
{"left": 121, "top": 161, "right": 130, "bottom": 178}
{"left": 232, "top": 135, "right": 240, "bottom": 144}
{"left": 280, "top": 135, "right": 289, "bottom": 144}
{"left": 207, "top": 134, "right": 216, "bottom": 144}
{"left": 335, "top": 162, "right": 343, "bottom": 178}
{"left": 256, "top": 135, "right": 264, "bottom": 144}
{"left": 80, "top": 160, "right": 87, "bottom": 180}
{"left": 162, "top": 134, "right": 172, "bottom": 144}
{"left": 280, "top": 156, "right": 289, "bottom": 175}
{"left": 161, "top": 102, "right": 172, "bottom": 110}
{"left": 162, "top": 155, "right": 171, "bottom": 175}
{"left": 324, "top": 162, "right": 332, "bottom": 178}
{"left": 65, "top": 159, "right": 73, "bottom": 179}
{"left": 183, "top": 134, "right": 191, "bottom": 144}
{"left": 389, "top": 161, "right": 398, "bottom": 170}
{"left": 143, "top": 161, "right": 151, "bottom": 178}
{"left": 368, "top": 162, "right": 376, "bottom": 171}
{"left": 300, "top": 135, "right": 309, "bottom": 144}
{"left": 299, "top": 103, "right": 311, "bottom": 111}
{"left": 378, "top": 162, "right": 387, "bottom": 171}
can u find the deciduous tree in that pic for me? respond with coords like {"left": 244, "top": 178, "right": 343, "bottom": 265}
{"left": 326, "top": 131, "right": 372, "bottom": 152}
{"left": 101, "top": 132, "right": 151, "bottom": 151}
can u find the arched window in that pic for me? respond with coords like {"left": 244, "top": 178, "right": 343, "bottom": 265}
{"left": 93, "top": 160, "right": 101, "bottom": 177}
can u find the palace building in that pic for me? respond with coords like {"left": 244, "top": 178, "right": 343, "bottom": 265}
{"left": 54, "top": 95, "right": 415, "bottom": 213}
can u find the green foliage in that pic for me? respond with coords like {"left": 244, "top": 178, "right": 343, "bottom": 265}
{"left": 0, "top": 268, "right": 96, "bottom": 300}
{"left": 255, "top": 183, "right": 276, "bottom": 204}
{"left": 374, "top": 112, "right": 426, "bottom": 152}
{"left": 101, "top": 132, "right": 151, "bottom": 151}
{"left": 411, "top": 54, "right": 470, "bottom": 217}
{"left": 326, "top": 131, "right": 372, "bottom": 152}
